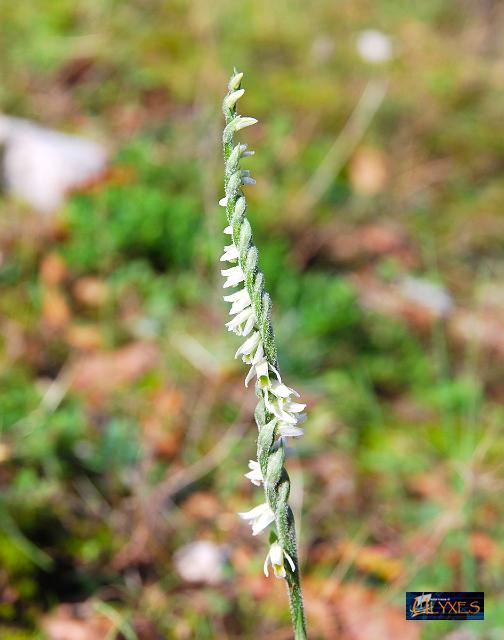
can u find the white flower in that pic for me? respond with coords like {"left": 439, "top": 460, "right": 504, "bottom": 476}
{"left": 284, "top": 399, "right": 305, "bottom": 413}
{"left": 265, "top": 392, "right": 305, "bottom": 424}
{"left": 224, "top": 225, "right": 233, "bottom": 235}
{"left": 219, "top": 196, "right": 228, "bottom": 207}
{"left": 225, "top": 88, "right": 245, "bottom": 109}
{"left": 235, "top": 330, "right": 261, "bottom": 363}
{"left": 269, "top": 381, "right": 300, "bottom": 399}
{"left": 220, "top": 244, "right": 239, "bottom": 262}
{"left": 263, "top": 542, "right": 295, "bottom": 578}
{"left": 356, "top": 30, "right": 393, "bottom": 64}
{"left": 238, "top": 502, "right": 275, "bottom": 536}
{"left": 244, "top": 460, "right": 263, "bottom": 486}
{"left": 245, "top": 357, "right": 270, "bottom": 388}
{"left": 235, "top": 116, "right": 258, "bottom": 131}
{"left": 228, "top": 71, "right": 244, "bottom": 91}
{"left": 278, "top": 423, "right": 304, "bottom": 438}
{"left": 225, "top": 307, "right": 255, "bottom": 336}
{"left": 239, "top": 143, "right": 255, "bottom": 158}
{"left": 224, "top": 287, "right": 251, "bottom": 315}
{"left": 255, "top": 360, "right": 270, "bottom": 387}
{"left": 221, "top": 265, "right": 245, "bottom": 288}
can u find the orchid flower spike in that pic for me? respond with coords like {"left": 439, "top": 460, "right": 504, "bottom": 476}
{"left": 220, "top": 69, "right": 307, "bottom": 638}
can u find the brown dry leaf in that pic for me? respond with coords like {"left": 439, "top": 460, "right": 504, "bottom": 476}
{"left": 70, "top": 341, "right": 158, "bottom": 403}
{"left": 181, "top": 492, "right": 221, "bottom": 520}
{"left": 335, "top": 583, "right": 419, "bottom": 640}
{"left": 0, "top": 442, "right": 11, "bottom": 463}
{"left": 294, "top": 220, "right": 416, "bottom": 269}
{"left": 449, "top": 309, "right": 504, "bottom": 358}
{"left": 337, "top": 541, "right": 403, "bottom": 582}
{"left": 303, "top": 576, "right": 341, "bottom": 638}
{"left": 140, "top": 388, "right": 184, "bottom": 457}
{"left": 327, "top": 224, "right": 410, "bottom": 263}
{"left": 41, "top": 604, "right": 112, "bottom": 640}
{"left": 407, "top": 471, "right": 453, "bottom": 504}
{"left": 1, "top": 319, "right": 26, "bottom": 361}
{"left": 352, "top": 275, "right": 443, "bottom": 330}
{"left": 65, "top": 324, "right": 103, "bottom": 351}
{"left": 349, "top": 146, "right": 389, "bottom": 196}
{"left": 40, "top": 253, "right": 67, "bottom": 285}
{"left": 470, "top": 532, "right": 501, "bottom": 561}
{"left": 42, "top": 286, "right": 71, "bottom": 330}
{"left": 72, "top": 276, "right": 109, "bottom": 307}
{"left": 309, "top": 452, "right": 355, "bottom": 506}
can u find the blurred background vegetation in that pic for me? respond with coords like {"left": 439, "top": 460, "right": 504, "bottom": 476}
{"left": 1, "top": 1, "right": 504, "bottom": 638}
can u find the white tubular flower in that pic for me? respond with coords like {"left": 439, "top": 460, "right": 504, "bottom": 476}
{"left": 219, "top": 196, "right": 228, "bottom": 207}
{"left": 221, "top": 265, "right": 245, "bottom": 288}
{"left": 235, "top": 116, "right": 258, "bottom": 131}
{"left": 220, "top": 244, "right": 239, "bottom": 262}
{"left": 224, "top": 288, "right": 251, "bottom": 315}
{"left": 225, "top": 307, "right": 255, "bottom": 336}
{"left": 270, "top": 381, "right": 300, "bottom": 399}
{"left": 278, "top": 423, "right": 305, "bottom": 438}
{"left": 238, "top": 503, "right": 275, "bottom": 536}
{"left": 244, "top": 460, "right": 263, "bottom": 486}
{"left": 235, "top": 331, "right": 261, "bottom": 363}
{"left": 263, "top": 542, "right": 295, "bottom": 579}
{"left": 245, "top": 357, "right": 270, "bottom": 388}
{"left": 224, "top": 88, "right": 245, "bottom": 109}
{"left": 228, "top": 71, "right": 244, "bottom": 91}
{"left": 224, "top": 225, "right": 233, "bottom": 235}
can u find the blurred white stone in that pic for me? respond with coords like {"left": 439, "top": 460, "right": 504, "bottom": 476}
{"left": 0, "top": 114, "right": 107, "bottom": 213}
{"left": 173, "top": 540, "right": 226, "bottom": 585}
{"left": 356, "top": 30, "right": 393, "bottom": 64}
{"left": 399, "top": 276, "right": 453, "bottom": 317}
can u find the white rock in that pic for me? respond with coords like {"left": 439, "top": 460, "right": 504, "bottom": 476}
{"left": 399, "top": 276, "right": 453, "bottom": 317}
{"left": 0, "top": 114, "right": 107, "bottom": 213}
{"left": 356, "top": 30, "right": 393, "bottom": 64}
{"left": 173, "top": 540, "right": 226, "bottom": 585}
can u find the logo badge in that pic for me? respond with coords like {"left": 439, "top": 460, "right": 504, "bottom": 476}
{"left": 406, "top": 592, "right": 484, "bottom": 620}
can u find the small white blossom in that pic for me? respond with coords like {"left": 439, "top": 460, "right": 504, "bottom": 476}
{"left": 245, "top": 357, "right": 270, "bottom": 388}
{"left": 269, "top": 381, "right": 300, "bottom": 399}
{"left": 244, "top": 460, "right": 263, "bottom": 486}
{"left": 224, "top": 288, "right": 251, "bottom": 315}
{"left": 221, "top": 265, "right": 245, "bottom": 288}
{"left": 220, "top": 244, "right": 239, "bottom": 262}
{"left": 239, "top": 502, "right": 275, "bottom": 536}
{"left": 263, "top": 542, "right": 295, "bottom": 578}
{"left": 278, "top": 423, "right": 305, "bottom": 438}
{"left": 235, "top": 330, "right": 261, "bottom": 363}
{"left": 225, "top": 306, "right": 255, "bottom": 336}
{"left": 235, "top": 116, "right": 258, "bottom": 131}
{"left": 219, "top": 196, "right": 228, "bottom": 207}
{"left": 225, "top": 89, "right": 245, "bottom": 109}
{"left": 224, "top": 225, "right": 233, "bottom": 235}
{"left": 228, "top": 71, "right": 244, "bottom": 91}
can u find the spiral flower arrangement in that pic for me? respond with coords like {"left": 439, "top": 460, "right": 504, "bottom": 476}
{"left": 220, "top": 70, "right": 307, "bottom": 639}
